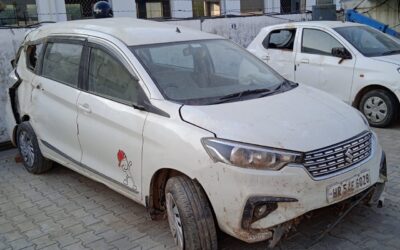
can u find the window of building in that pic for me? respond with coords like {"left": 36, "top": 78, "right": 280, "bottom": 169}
{"left": 263, "top": 29, "right": 296, "bottom": 50}
{"left": 301, "top": 29, "right": 344, "bottom": 56}
{"left": 146, "top": 2, "right": 162, "bottom": 18}
{"left": 136, "top": 0, "right": 170, "bottom": 19}
{"left": 193, "top": 0, "right": 221, "bottom": 17}
{"left": 241, "top": 0, "right": 263, "bottom": 14}
{"left": 280, "top": 0, "right": 300, "bottom": 14}
{"left": 0, "top": 0, "right": 38, "bottom": 26}
{"left": 65, "top": 0, "right": 104, "bottom": 20}
{"left": 42, "top": 43, "right": 83, "bottom": 87}
{"left": 88, "top": 47, "right": 140, "bottom": 104}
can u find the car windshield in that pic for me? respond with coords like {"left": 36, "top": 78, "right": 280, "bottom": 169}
{"left": 334, "top": 26, "right": 400, "bottom": 57}
{"left": 130, "top": 39, "right": 291, "bottom": 105}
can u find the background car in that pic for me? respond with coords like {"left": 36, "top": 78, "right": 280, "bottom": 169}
{"left": 248, "top": 21, "right": 400, "bottom": 127}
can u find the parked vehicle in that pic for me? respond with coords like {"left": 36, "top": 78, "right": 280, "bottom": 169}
{"left": 248, "top": 21, "right": 400, "bottom": 127}
{"left": 5, "top": 18, "right": 387, "bottom": 249}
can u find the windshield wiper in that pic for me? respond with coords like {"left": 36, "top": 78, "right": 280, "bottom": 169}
{"left": 381, "top": 49, "right": 400, "bottom": 56}
{"left": 217, "top": 88, "right": 272, "bottom": 102}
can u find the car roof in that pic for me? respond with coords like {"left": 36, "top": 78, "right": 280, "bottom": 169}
{"left": 262, "top": 21, "right": 365, "bottom": 30}
{"left": 28, "top": 17, "right": 222, "bottom": 46}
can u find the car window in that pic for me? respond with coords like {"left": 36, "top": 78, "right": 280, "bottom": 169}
{"left": 263, "top": 29, "right": 296, "bottom": 50}
{"left": 42, "top": 42, "right": 83, "bottom": 87}
{"left": 146, "top": 43, "right": 194, "bottom": 69}
{"left": 335, "top": 26, "right": 400, "bottom": 57}
{"left": 88, "top": 47, "right": 140, "bottom": 104}
{"left": 302, "top": 29, "right": 344, "bottom": 56}
{"left": 26, "top": 43, "right": 43, "bottom": 71}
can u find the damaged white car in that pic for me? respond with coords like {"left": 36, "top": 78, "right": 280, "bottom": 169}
{"left": 5, "top": 18, "right": 387, "bottom": 249}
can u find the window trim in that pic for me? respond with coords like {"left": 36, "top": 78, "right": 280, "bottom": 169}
{"left": 300, "top": 28, "right": 348, "bottom": 57}
{"left": 262, "top": 28, "right": 297, "bottom": 51}
{"left": 39, "top": 37, "right": 86, "bottom": 89}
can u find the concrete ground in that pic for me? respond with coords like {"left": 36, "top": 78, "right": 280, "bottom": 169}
{"left": 0, "top": 122, "right": 399, "bottom": 250}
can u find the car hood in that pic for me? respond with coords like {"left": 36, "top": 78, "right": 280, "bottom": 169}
{"left": 180, "top": 85, "right": 368, "bottom": 152}
{"left": 371, "top": 54, "right": 400, "bottom": 66}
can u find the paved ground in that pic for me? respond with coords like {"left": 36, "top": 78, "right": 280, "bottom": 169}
{"left": 0, "top": 122, "right": 399, "bottom": 250}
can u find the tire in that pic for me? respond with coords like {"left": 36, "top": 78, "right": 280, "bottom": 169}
{"left": 16, "top": 122, "right": 53, "bottom": 174}
{"left": 359, "top": 89, "right": 399, "bottom": 128}
{"left": 165, "top": 176, "right": 218, "bottom": 250}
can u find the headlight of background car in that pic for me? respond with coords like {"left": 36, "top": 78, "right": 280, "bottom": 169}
{"left": 202, "top": 138, "right": 303, "bottom": 170}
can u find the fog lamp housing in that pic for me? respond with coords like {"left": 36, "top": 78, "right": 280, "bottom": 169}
{"left": 242, "top": 196, "right": 298, "bottom": 230}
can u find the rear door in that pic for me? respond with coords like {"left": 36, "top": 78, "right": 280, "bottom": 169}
{"left": 294, "top": 28, "right": 355, "bottom": 103}
{"left": 258, "top": 28, "right": 297, "bottom": 80}
{"left": 30, "top": 38, "right": 84, "bottom": 162}
{"left": 77, "top": 40, "right": 147, "bottom": 197}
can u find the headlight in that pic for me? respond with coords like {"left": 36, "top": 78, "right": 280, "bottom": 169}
{"left": 202, "top": 138, "right": 303, "bottom": 170}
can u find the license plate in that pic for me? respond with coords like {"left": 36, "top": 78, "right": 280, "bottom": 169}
{"left": 327, "top": 171, "right": 370, "bottom": 203}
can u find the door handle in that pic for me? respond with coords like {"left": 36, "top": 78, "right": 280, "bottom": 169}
{"left": 300, "top": 59, "right": 309, "bottom": 64}
{"left": 261, "top": 55, "right": 270, "bottom": 61}
{"left": 78, "top": 103, "right": 92, "bottom": 113}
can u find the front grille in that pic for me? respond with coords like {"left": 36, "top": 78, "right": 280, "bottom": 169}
{"left": 303, "top": 131, "right": 372, "bottom": 179}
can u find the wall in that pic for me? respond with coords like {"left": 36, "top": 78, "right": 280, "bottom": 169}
{"left": 167, "top": 13, "right": 310, "bottom": 47}
{"left": 0, "top": 14, "right": 309, "bottom": 143}
{"left": 0, "top": 28, "right": 29, "bottom": 143}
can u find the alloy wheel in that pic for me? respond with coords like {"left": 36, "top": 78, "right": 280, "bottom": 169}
{"left": 18, "top": 130, "right": 35, "bottom": 167}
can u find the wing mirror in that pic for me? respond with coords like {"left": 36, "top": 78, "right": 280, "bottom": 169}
{"left": 332, "top": 47, "right": 352, "bottom": 63}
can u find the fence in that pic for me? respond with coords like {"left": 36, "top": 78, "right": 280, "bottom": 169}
{"left": 0, "top": 0, "right": 339, "bottom": 26}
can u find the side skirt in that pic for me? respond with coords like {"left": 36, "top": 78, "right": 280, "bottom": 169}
{"left": 40, "top": 140, "right": 143, "bottom": 201}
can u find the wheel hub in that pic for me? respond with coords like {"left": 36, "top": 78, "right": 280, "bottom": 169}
{"left": 166, "top": 193, "right": 184, "bottom": 249}
{"left": 19, "top": 131, "right": 34, "bottom": 167}
{"left": 363, "top": 96, "right": 388, "bottom": 123}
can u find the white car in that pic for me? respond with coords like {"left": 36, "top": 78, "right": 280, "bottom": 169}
{"left": 248, "top": 21, "right": 400, "bottom": 127}
{"left": 5, "top": 18, "right": 387, "bottom": 248}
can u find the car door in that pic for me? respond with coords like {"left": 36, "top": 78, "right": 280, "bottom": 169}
{"left": 258, "top": 28, "right": 297, "bottom": 81}
{"left": 30, "top": 38, "right": 84, "bottom": 162}
{"left": 295, "top": 28, "right": 355, "bottom": 103}
{"left": 77, "top": 41, "right": 147, "bottom": 196}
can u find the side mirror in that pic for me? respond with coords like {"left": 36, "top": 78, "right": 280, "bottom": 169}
{"left": 332, "top": 47, "right": 352, "bottom": 60}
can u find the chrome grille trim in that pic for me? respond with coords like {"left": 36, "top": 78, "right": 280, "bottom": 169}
{"left": 303, "top": 131, "right": 372, "bottom": 178}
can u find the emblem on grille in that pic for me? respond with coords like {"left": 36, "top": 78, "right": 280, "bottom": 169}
{"left": 345, "top": 149, "right": 354, "bottom": 164}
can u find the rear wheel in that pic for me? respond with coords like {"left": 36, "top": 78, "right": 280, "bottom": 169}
{"left": 359, "top": 89, "right": 398, "bottom": 127}
{"left": 16, "top": 122, "right": 53, "bottom": 174}
{"left": 165, "top": 176, "right": 218, "bottom": 250}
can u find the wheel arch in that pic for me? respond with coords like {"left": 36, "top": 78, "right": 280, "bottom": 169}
{"left": 352, "top": 84, "right": 400, "bottom": 108}
{"left": 147, "top": 168, "right": 217, "bottom": 224}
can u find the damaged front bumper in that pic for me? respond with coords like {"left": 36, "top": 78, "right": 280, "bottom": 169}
{"left": 202, "top": 139, "right": 387, "bottom": 244}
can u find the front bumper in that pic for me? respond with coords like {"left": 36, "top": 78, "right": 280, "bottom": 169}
{"left": 200, "top": 136, "right": 386, "bottom": 243}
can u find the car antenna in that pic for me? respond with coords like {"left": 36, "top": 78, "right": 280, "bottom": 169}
{"left": 176, "top": 27, "right": 181, "bottom": 33}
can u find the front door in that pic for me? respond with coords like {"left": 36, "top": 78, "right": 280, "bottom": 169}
{"left": 31, "top": 40, "right": 84, "bottom": 162}
{"left": 77, "top": 43, "right": 147, "bottom": 196}
{"left": 259, "top": 28, "right": 297, "bottom": 81}
{"left": 295, "top": 28, "right": 355, "bottom": 103}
